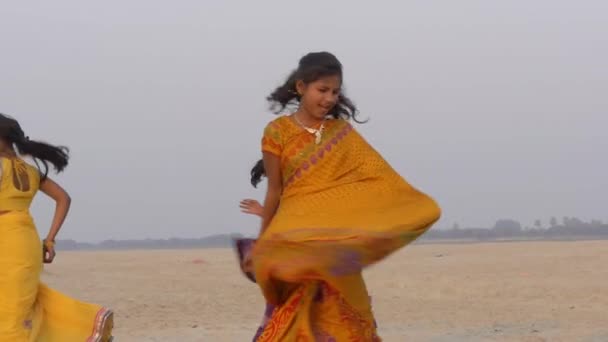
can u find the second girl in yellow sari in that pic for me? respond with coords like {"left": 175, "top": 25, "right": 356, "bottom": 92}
{"left": 0, "top": 113, "right": 113, "bottom": 341}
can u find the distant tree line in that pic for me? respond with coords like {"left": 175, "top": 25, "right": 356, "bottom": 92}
{"left": 420, "top": 217, "right": 608, "bottom": 241}
{"left": 56, "top": 234, "right": 244, "bottom": 251}
{"left": 55, "top": 217, "right": 608, "bottom": 251}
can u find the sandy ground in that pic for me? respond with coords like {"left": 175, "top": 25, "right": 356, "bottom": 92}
{"left": 42, "top": 241, "right": 608, "bottom": 342}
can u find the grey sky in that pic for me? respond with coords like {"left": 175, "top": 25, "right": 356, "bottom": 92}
{"left": 1, "top": 1, "right": 606, "bottom": 242}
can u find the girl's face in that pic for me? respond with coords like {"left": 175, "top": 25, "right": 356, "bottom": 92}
{"left": 297, "top": 75, "right": 341, "bottom": 120}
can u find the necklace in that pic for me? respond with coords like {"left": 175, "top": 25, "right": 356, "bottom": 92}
{"left": 293, "top": 114, "right": 325, "bottom": 144}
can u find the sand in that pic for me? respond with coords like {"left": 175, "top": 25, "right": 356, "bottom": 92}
{"left": 42, "top": 241, "right": 608, "bottom": 341}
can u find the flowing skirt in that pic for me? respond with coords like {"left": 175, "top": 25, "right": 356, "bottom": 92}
{"left": 234, "top": 184, "right": 440, "bottom": 341}
{"left": 0, "top": 211, "right": 113, "bottom": 342}
{"left": 237, "top": 118, "right": 441, "bottom": 340}
{"left": 236, "top": 239, "right": 382, "bottom": 341}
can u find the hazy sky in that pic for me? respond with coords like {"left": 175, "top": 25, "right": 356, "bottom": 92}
{"left": 1, "top": 1, "right": 606, "bottom": 242}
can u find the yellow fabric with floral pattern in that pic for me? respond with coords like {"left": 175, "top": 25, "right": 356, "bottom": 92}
{"left": 248, "top": 115, "right": 441, "bottom": 341}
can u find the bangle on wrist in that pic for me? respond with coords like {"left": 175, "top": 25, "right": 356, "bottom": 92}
{"left": 43, "top": 239, "right": 55, "bottom": 249}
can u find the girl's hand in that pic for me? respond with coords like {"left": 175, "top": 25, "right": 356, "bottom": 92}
{"left": 43, "top": 241, "right": 56, "bottom": 263}
{"left": 239, "top": 199, "right": 263, "bottom": 217}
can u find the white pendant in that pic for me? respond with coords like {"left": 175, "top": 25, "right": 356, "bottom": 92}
{"left": 315, "top": 131, "right": 322, "bottom": 144}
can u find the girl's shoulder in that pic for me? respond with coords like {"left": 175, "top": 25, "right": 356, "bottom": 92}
{"left": 264, "top": 114, "right": 292, "bottom": 130}
{"left": 262, "top": 115, "right": 300, "bottom": 138}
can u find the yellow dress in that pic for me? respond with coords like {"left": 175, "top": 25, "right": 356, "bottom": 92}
{"left": 0, "top": 157, "right": 113, "bottom": 342}
{"left": 236, "top": 116, "right": 441, "bottom": 341}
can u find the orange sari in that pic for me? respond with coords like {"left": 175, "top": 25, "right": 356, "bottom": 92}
{"left": 236, "top": 116, "right": 441, "bottom": 341}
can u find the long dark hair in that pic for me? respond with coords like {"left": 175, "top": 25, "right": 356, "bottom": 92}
{"left": 250, "top": 51, "right": 364, "bottom": 187}
{"left": 0, "top": 113, "right": 69, "bottom": 180}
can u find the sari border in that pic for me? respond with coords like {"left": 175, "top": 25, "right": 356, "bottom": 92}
{"left": 255, "top": 286, "right": 306, "bottom": 342}
{"left": 284, "top": 122, "right": 354, "bottom": 187}
{"left": 86, "top": 307, "right": 114, "bottom": 342}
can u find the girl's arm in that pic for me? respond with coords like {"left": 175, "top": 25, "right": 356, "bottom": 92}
{"left": 39, "top": 177, "right": 71, "bottom": 243}
{"left": 259, "top": 151, "right": 282, "bottom": 235}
